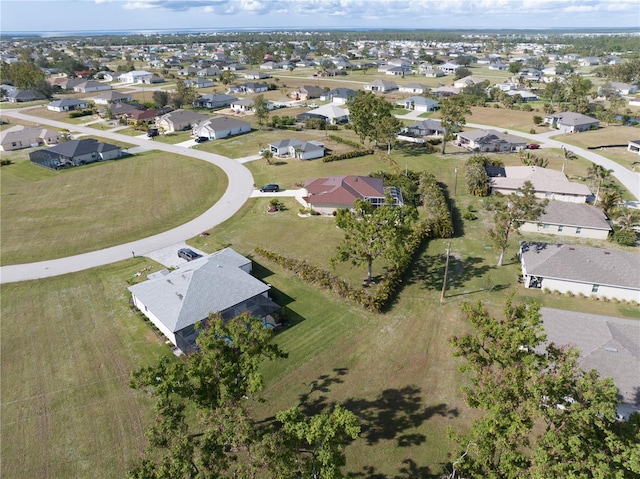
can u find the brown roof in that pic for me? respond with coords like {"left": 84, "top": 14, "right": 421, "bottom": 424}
{"left": 128, "top": 109, "right": 158, "bottom": 120}
{"left": 303, "top": 175, "right": 384, "bottom": 207}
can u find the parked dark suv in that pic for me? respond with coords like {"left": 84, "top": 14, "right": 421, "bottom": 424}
{"left": 259, "top": 184, "right": 280, "bottom": 193}
{"left": 194, "top": 136, "right": 209, "bottom": 143}
{"left": 177, "top": 248, "right": 202, "bottom": 261}
{"left": 147, "top": 128, "right": 159, "bottom": 138}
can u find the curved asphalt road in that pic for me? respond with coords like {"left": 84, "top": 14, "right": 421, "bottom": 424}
{"left": 0, "top": 108, "right": 255, "bottom": 283}
{"left": 1, "top": 107, "right": 638, "bottom": 283}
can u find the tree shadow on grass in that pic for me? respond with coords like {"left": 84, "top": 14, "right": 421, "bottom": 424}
{"left": 347, "top": 458, "right": 433, "bottom": 479}
{"left": 297, "top": 368, "right": 349, "bottom": 416}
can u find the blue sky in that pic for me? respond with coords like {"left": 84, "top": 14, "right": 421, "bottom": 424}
{"left": 1, "top": 0, "right": 639, "bottom": 34}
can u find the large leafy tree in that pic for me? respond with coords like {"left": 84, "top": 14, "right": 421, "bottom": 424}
{"left": 488, "top": 181, "right": 547, "bottom": 266}
{"left": 334, "top": 197, "right": 416, "bottom": 284}
{"left": 152, "top": 90, "right": 169, "bottom": 108}
{"left": 7, "top": 61, "right": 45, "bottom": 89}
{"left": 347, "top": 90, "right": 401, "bottom": 149}
{"left": 128, "top": 313, "right": 359, "bottom": 478}
{"left": 463, "top": 154, "right": 502, "bottom": 197}
{"left": 450, "top": 297, "right": 640, "bottom": 479}
{"left": 439, "top": 95, "right": 471, "bottom": 154}
{"left": 253, "top": 94, "right": 270, "bottom": 130}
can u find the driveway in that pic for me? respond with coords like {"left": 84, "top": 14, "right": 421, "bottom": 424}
{"left": 0, "top": 108, "right": 255, "bottom": 283}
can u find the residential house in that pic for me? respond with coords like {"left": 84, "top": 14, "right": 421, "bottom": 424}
{"left": 544, "top": 112, "right": 600, "bottom": 133}
{"left": 156, "top": 109, "right": 209, "bottom": 133}
{"left": 117, "top": 70, "right": 155, "bottom": 83}
{"left": 6, "top": 89, "right": 46, "bottom": 103}
{"left": 486, "top": 166, "right": 592, "bottom": 203}
{"left": 608, "top": 82, "right": 639, "bottom": 96}
{"left": 192, "top": 116, "right": 251, "bottom": 140}
{"left": 520, "top": 201, "right": 611, "bottom": 240}
{"left": 320, "top": 87, "right": 356, "bottom": 105}
{"left": 401, "top": 119, "right": 444, "bottom": 138}
{"left": 578, "top": 57, "right": 600, "bottom": 67}
{"left": 627, "top": 139, "right": 640, "bottom": 155}
{"left": 126, "top": 109, "right": 158, "bottom": 123}
{"left": 302, "top": 104, "right": 349, "bottom": 124}
{"left": 398, "top": 83, "right": 429, "bottom": 95}
{"left": 437, "top": 62, "right": 460, "bottom": 74}
{"left": 91, "top": 91, "right": 132, "bottom": 105}
{"left": 519, "top": 241, "right": 640, "bottom": 302}
{"left": 128, "top": 248, "right": 281, "bottom": 354}
{"left": 29, "top": 138, "right": 121, "bottom": 169}
{"left": 457, "top": 129, "right": 527, "bottom": 152}
{"left": 453, "top": 75, "right": 484, "bottom": 89}
{"left": 230, "top": 98, "right": 256, "bottom": 113}
{"left": 289, "top": 85, "right": 324, "bottom": 101}
{"left": 194, "top": 93, "right": 238, "bottom": 109}
{"left": 363, "top": 79, "right": 398, "bottom": 93}
{"left": 197, "top": 66, "right": 221, "bottom": 77}
{"left": 183, "top": 77, "right": 214, "bottom": 89}
{"left": 0, "top": 125, "right": 60, "bottom": 152}
{"left": 267, "top": 138, "right": 325, "bottom": 160}
{"left": 488, "top": 61, "right": 509, "bottom": 71}
{"left": 419, "top": 63, "right": 445, "bottom": 78}
{"left": 177, "top": 66, "right": 199, "bottom": 76}
{"left": 301, "top": 175, "right": 392, "bottom": 215}
{"left": 47, "top": 98, "right": 88, "bottom": 112}
{"left": 228, "top": 82, "right": 269, "bottom": 94}
{"left": 243, "top": 71, "right": 270, "bottom": 80}
{"left": 430, "top": 86, "right": 460, "bottom": 98}
{"left": 396, "top": 96, "right": 439, "bottom": 113}
{"left": 73, "top": 80, "right": 111, "bottom": 93}
{"left": 101, "top": 102, "right": 138, "bottom": 118}
{"left": 506, "top": 90, "right": 540, "bottom": 102}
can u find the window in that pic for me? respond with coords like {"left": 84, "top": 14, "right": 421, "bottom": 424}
{"left": 543, "top": 224, "right": 550, "bottom": 230}
{"left": 545, "top": 192, "right": 552, "bottom": 198}
{"left": 592, "top": 284, "right": 600, "bottom": 293}
{"left": 576, "top": 227, "right": 582, "bottom": 234}
{"left": 558, "top": 225, "right": 564, "bottom": 232}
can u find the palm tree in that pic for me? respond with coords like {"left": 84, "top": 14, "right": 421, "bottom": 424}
{"left": 261, "top": 149, "right": 274, "bottom": 165}
{"left": 587, "top": 164, "right": 613, "bottom": 204}
{"left": 599, "top": 189, "right": 622, "bottom": 217}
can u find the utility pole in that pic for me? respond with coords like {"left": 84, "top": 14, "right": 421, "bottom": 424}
{"left": 453, "top": 166, "right": 458, "bottom": 196}
{"left": 440, "top": 240, "right": 451, "bottom": 303}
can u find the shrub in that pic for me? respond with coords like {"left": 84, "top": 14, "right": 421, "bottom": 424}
{"left": 322, "top": 149, "right": 373, "bottom": 163}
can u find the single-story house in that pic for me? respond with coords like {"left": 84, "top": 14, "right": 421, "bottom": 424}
{"left": 289, "top": 85, "right": 324, "bottom": 101}
{"left": 6, "top": 89, "right": 46, "bottom": 103}
{"left": 0, "top": 125, "right": 61, "bottom": 151}
{"left": 303, "top": 104, "right": 349, "bottom": 124}
{"left": 101, "top": 102, "right": 138, "bottom": 118}
{"left": 29, "top": 138, "right": 121, "bottom": 169}
{"left": 544, "top": 112, "right": 600, "bottom": 133}
{"left": 156, "top": 109, "right": 209, "bottom": 133}
{"left": 47, "top": 98, "right": 88, "bottom": 112}
{"left": 457, "top": 129, "right": 527, "bottom": 152}
{"left": 487, "top": 166, "right": 592, "bottom": 203}
{"left": 627, "top": 139, "right": 640, "bottom": 155}
{"left": 363, "top": 79, "right": 398, "bottom": 93}
{"left": 506, "top": 90, "right": 539, "bottom": 102}
{"left": 519, "top": 241, "right": 640, "bottom": 302}
{"left": 320, "top": 87, "right": 356, "bottom": 105}
{"left": 73, "top": 80, "right": 111, "bottom": 93}
{"left": 126, "top": 109, "right": 159, "bottom": 122}
{"left": 399, "top": 83, "right": 429, "bottom": 95}
{"left": 400, "top": 119, "right": 444, "bottom": 138}
{"left": 453, "top": 75, "right": 484, "bottom": 89}
{"left": 91, "top": 91, "right": 133, "bottom": 105}
{"left": 301, "top": 175, "right": 400, "bottom": 215}
{"left": 194, "top": 93, "right": 238, "bottom": 109}
{"left": 184, "top": 77, "right": 214, "bottom": 89}
{"left": 520, "top": 201, "right": 611, "bottom": 240}
{"left": 242, "top": 71, "right": 270, "bottom": 80}
{"left": 230, "top": 98, "right": 256, "bottom": 113}
{"left": 117, "top": 70, "right": 155, "bottom": 84}
{"left": 437, "top": 62, "right": 460, "bottom": 75}
{"left": 227, "top": 82, "right": 269, "bottom": 94}
{"left": 267, "top": 138, "right": 325, "bottom": 160}
{"left": 128, "top": 248, "right": 281, "bottom": 354}
{"left": 197, "top": 67, "right": 221, "bottom": 77}
{"left": 396, "top": 96, "right": 439, "bottom": 112}
{"left": 430, "top": 86, "right": 460, "bottom": 98}
{"left": 540, "top": 308, "right": 640, "bottom": 420}
{"left": 192, "top": 116, "right": 251, "bottom": 140}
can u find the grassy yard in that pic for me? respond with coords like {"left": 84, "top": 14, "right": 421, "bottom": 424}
{"left": 0, "top": 150, "right": 226, "bottom": 265}
{"left": 463, "top": 106, "right": 548, "bottom": 133}
{"left": 551, "top": 125, "right": 640, "bottom": 171}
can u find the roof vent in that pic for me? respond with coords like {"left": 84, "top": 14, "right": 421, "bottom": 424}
{"left": 605, "top": 347, "right": 618, "bottom": 353}
{"left": 604, "top": 251, "right": 610, "bottom": 255}
{"left": 569, "top": 247, "right": 575, "bottom": 250}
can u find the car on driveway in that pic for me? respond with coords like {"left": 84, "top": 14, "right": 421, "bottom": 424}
{"left": 194, "top": 136, "right": 209, "bottom": 143}
{"left": 259, "top": 184, "right": 279, "bottom": 193}
{"left": 526, "top": 143, "right": 540, "bottom": 149}
{"left": 178, "top": 248, "right": 202, "bottom": 261}
{"left": 147, "top": 128, "right": 159, "bottom": 138}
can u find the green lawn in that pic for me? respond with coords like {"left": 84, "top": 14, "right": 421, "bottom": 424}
{"left": 0, "top": 150, "right": 226, "bottom": 265}
{"left": 2, "top": 143, "right": 638, "bottom": 478}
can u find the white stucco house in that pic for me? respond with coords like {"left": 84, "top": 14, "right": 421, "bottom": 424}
{"left": 128, "top": 248, "right": 281, "bottom": 354}
{"left": 267, "top": 138, "right": 325, "bottom": 160}
{"left": 519, "top": 201, "right": 611, "bottom": 240}
{"left": 117, "top": 70, "right": 155, "bottom": 84}
{"left": 519, "top": 242, "right": 640, "bottom": 302}
{"left": 544, "top": 112, "right": 600, "bottom": 133}
{"left": 627, "top": 139, "right": 640, "bottom": 155}
{"left": 192, "top": 116, "right": 251, "bottom": 140}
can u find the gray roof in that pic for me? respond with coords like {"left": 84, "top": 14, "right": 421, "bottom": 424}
{"left": 45, "top": 138, "right": 119, "bottom": 157}
{"left": 546, "top": 111, "right": 599, "bottom": 126}
{"left": 520, "top": 242, "right": 640, "bottom": 290}
{"left": 196, "top": 115, "right": 250, "bottom": 131}
{"left": 160, "top": 109, "right": 209, "bottom": 124}
{"left": 540, "top": 308, "right": 640, "bottom": 413}
{"left": 0, "top": 125, "right": 59, "bottom": 144}
{"left": 487, "top": 166, "right": 592, "bottom": 197}
{"left": 269, "top": 138, "right": 324, "bottom": 153}
{"left": 533, "top": 201, "right": 611, "bottom": 230}
{"left": 406, "top": 119, "right": 444, "bottom": 132}
{"left": 458, "top": 129, "right": 527, "bottom": 146}
{"left": 48, "top": 98, "right": 86, "bottom": 107}
{"left": 128, "top": 248, "right": 270, "bottom": 333}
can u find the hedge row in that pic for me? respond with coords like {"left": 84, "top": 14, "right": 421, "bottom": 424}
{"left": 322, "top": 149, "right": 374, "bottom": 163}
{"left": 328, "top": 134, "right": 362, "bottom": 148}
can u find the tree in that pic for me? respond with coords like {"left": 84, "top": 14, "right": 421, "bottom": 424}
{"left": 611, "top": 206, "right": 640, "bottom": 246}
{"left": 587, "top": 163, "right": 613, "bottom": 204}
{"left": 171, "top": 80, "right": 197, "bottom": 110}
{"left": 439, "top": 95, "right": 471, "bottom": 154}
{"left": 532, "top": 115, "right": 544, "bottom": 126}
{"left": 8, "top": 61, "right": 45, "bottom": 89}
{"left": 261, "top": 149, "right": 274, "bottom": 165}
{"left": 454, "top": 67, "right": 472, "bottom": 80}
{"left": 508, "top": 60, "right": 524, "bottom": 74}
{"left": 334, "top": 197, "right": 416, "bottom": 284}
{"left": 347, "top": 90, "right": 400, "bottom": 148}
{"left": 152, "top": 90, "right": 169, "bottom": 108}
{"left": 217, "top": 70, "right": 236, "bottom": 85}
{"left": 488, "top": 181, "right": 547, "bottom": 266}
{"left": 519, "top": 151, "right": 548, "bottom": 168}
{"left": 253, "top": 94, "right": 270, "bottom": 130}
{"left": 449, "top": 296, "right": 640, "bottom": 479}
{"left": 464, "top": 155, "right": 500, "bottom": 197}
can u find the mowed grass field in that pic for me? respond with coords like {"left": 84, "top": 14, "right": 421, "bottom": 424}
{"left": 0, "top": 150, "right": 226, "bottom": 265}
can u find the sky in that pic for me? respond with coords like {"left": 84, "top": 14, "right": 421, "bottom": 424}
{"left": 1, "top": 0, "right": 639, "bottom": 34}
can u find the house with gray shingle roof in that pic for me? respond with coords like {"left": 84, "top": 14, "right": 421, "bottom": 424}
{"left": 520, "top": 201, "right": 611, "bottom": 239}
{"left": 487, "top": 166, "right": 592, "bottom": 203}
{"left": 47, "top": 98, "right": 88, "bottom": 112}
{"left": 156, "top": 109, "right": 209, "bottom": 133}
{"left": 0, "top": 125, "right": 61, "bottom": 151}
{"left": 91, "top": 91, "right": 133, "bottom": 105}
{"left": 128, "top": 248, "right": 281, "bottom": 353}
{"left": 457, "top": 129, "right": 527, "bottom": 153}
{"left": 192, "top": 116, "right": 251, "bottom": 140}
{"left": 519, "top": 241, "right": 640, "bottom": 302}
{"left": 401, "top": 119, "right": 444, "bottom": 138}
{"left": 364, "top": 79, "right": 398, "bottom": 93}
{"left": 29, "top": 138, "right": 121, "bottom": 168}
{"left": 544, "top": 111, "right": 599, "bottom": 133}
{"left": 396, "top": 96, "right": 439, "bottom": 112}
{"left": 267, "top": 138, "right": 325, "bottom": 160}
